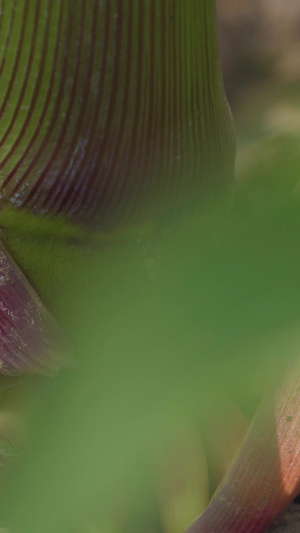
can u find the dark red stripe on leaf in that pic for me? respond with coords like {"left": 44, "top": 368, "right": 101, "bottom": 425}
{"left": 0, "top": 0, "right": 29, "bottom": 121}
{"left": 35, "top": 1, "right": 86, "bottom": 213}
{"left": 25, "top": 2, "right": 78, "bottom": 210}
{"left": 0, "top": 0, "right": 52, "bottom": 169}
{"left": 0, "top": 0, "right": 16, "bottom": 82}
{"left": 2, "top": 0, "right": 64, "bottom": 192}
{"left": 84, "top": 0, "right": 124, "bottom": 221}
{"left": 56, "top": 0, "right": 111, "bottom": 222}
{"left": 0, "top": 0, "right": 41, "bottom": 149}
{"left": 10, "top": 0, "right": 71, "bottom": 205}
{"left": 47, "top": 0, "right": 99, "bottom": 215}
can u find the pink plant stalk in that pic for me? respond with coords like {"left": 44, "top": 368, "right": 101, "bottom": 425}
{"left": 187, "top": 357, "right": 300, "bottom": 533}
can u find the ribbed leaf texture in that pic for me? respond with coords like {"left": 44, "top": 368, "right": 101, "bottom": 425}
{"left": 0, "top": 0, "right": 235, "bottom": 228}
